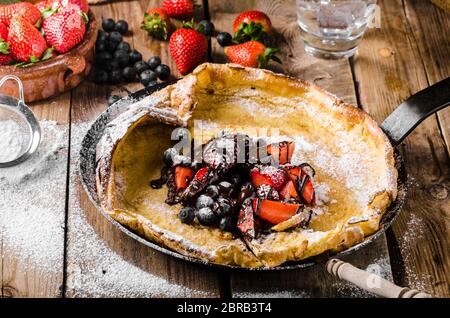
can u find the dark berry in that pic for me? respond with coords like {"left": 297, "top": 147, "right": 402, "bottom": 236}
{"left": 179, "top": 207, "right": 195, "bottom": 224}
{"left": 96, "top": 51, "right": 112, "bottom": 66}
{"left": 105, "top": 40, "right": 118, "bottom": 52}
{"left": 122, "top": 66, "right": 137, "bottom": 81}
{"left": 146, "top": 80, "right": 158, "bottom": 88}
{"left": 155, "top": 64, "right": 171, "bottom": 80}
{"left": 213, "top": 197, "right": 232, "bottom": 218}
{"left": 113, "top": 49, "right": 130, "bottom": 67}
{"left": 134, "top": 60, "right": 149, "bottom": 74}
{"left": 139, "top": 69, "right": 157, "bottom": 86}
{"left": 94, "top": 69, "right": 108, "bottom": 84}
{"left": 102, "top": 18, "right": 115, "bottom": 32}
{"left": 218, "top": 181, "right": 235, "bottom": 197}
{"left": 196, "top": 194, "right": 214, "bottom": 209}
{"left": 205, "top": 185, "right": 219, "bottom": 199}
{"left": 163, "top": 148, "right": 178, "bottom": 166}
{"left": 116, "top": 41, "right": 131, "bottom": 52}
{"left": 217, "top": 32, "right": 232, "bottom": 47}
{"left": 108, "top": 70, "right": 123, "bottom": 84}
{"left": 107, "top": 94, "right": 121, "bottom": 106}
{"left": 114, "top": 20, "right": 128, "bottom": 35}
{"left": 129, "top": 50, "right": 143, "bottom": 64}
{"left": 196, "top": 207, "right": 218, "bottom": 226}
{"left": 230, "top": 174, "right": 241, "bottom": 186}
{"left": 95, "top": 40, "right": 106, "bottom": 52}
{"left": 97, "top": 29, "right": 108, "bottom": 42}
{"left": 104, "top": 59, "right": 120, "bottom": 72}
{"left": 147, "top": 56, "right": 161, "bottom": 70}
{"left": 109, "top": 31, "right": 123, "bottom": 44}
{"left": 199, "top": 20, "right": 215, "bottom": 37}
{"left": 219, "top": 216, "right": 234, "bottom": 232}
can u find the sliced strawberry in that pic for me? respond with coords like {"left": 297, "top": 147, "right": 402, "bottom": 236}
{"left": 284, "top": 165, "right": 301, "bottom": 182}
{"left": 267, "top": 141, "right": 295, "bottom": 165}
{"left": 253, "top": 198, "right": 300, "bottom": 225}
{"left": 174, "top": 166, "right": 194, "bottom": 190}
{"left": 300, "top": 175, "right": 315, "bottom": 205}
{"left": 237, "top": 201, "right": 256, "bottom": 238}
{"left": 279, "top": 180, "right": 298, "bottom": 200}
{"left": 194, "top": 166, "right": 208, "bottom": 182}
{"left": 250, "top": 165, "right": 288, "bottom": 190}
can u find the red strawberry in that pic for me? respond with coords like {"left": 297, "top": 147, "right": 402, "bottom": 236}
{"left": 267, "top": 141, "right": 295, "bottom": 165}
{"left": 47, "top": 0, "right": 88, "bottom": 13}
{"left": 42, "top": 8, "right": 86, "bottom": 53}
{"left": 279, "top": 180, "right": 299, "bottom": 200}
{"left": 224, "top": 40, "right": 280, "bottom": 68}
{"left": 169, "top": 24, "right": 207, "bottom": 75}
{"left": 0, "top": 21, "right": 7, "bottom": 40}
{"left": 141, "top": 8, "right": 171, "bottom": 40}
{"left": 0, "top": 53, "right": 13, "bottom": 65}
{"left": 174, "top": 166, "right": 194, "bottom": 189}
{"left": 253, "top": 199, "right": 299, "bottom": 225}
{"left": 0, "top": 21, "right": 11, "bottom": 65}
{"left": 250, "top": 165, "right": 288, "bottom": 191}
{"left": 283, "top": 165, "right": 316, "bottom": 205}
{"left": 162, "top": 0, "right": 193, "bottom": 19}
{"left": 233, "top": 10, "right": 272, "bottom": 33}
{"left": 0, "top": 2, "right": 41, "bottom": 26}
{"left": 8, "top": 15, "right": 47, "bottom": 62}
{"left": 35, "top": 1, "right": 50, "bottom": 12}
{"left": 237, "top": 200, "right": 257, "bottom": 238}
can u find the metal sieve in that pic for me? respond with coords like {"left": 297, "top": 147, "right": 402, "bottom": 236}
{"left": 0, "top": 75, "right": 41, "bottom": 168}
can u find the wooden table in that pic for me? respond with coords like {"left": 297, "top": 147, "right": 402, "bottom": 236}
{"left": 1, "top": 0, "right": 449, "bottom": 298}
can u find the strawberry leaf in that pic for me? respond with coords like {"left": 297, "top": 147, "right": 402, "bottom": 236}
{"left": 79, "top": 11, "right": 89, "bottom": 24}
{"left": 182, "top": 19, "right": 196, "bottom": 29}
{"left": 233, "top": 21, "right": 269, "bottom": 45}
{"left": 141, "top": 12, "right": 168, "bottom": 40}
{"left": 41, "top": 47, "right": 55, "bottom": 61}
{"left": 0, "top": 41, "right": 9, "bottom": 55}
{"left": 258, "top": 47, "right": 281, "bottom": 68}
{"left": 30, "top": 56, "right": 40, "bottom": 63}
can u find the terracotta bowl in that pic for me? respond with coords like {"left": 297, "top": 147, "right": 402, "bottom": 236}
{"left": 0, "top": 10, "right": 97, "bottom": 103}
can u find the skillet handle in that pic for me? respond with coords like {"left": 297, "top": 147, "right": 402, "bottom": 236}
{"left": 380, "top": 77, "right": 450, "bottom": 147}
{"left": 326, "top": 259, "right": 432, "bottom": 298}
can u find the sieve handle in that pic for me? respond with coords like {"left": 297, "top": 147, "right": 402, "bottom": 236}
{"left": 0, "top": 75, "right": 25, "bottom": 105}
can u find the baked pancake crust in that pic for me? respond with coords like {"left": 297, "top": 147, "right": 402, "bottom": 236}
{"left": 96, "top": 63, "right": 397, "bottom": 268}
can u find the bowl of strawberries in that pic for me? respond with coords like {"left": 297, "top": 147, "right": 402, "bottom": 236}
{"left": 0, "top": 0, "right": 97, "bottom": 102}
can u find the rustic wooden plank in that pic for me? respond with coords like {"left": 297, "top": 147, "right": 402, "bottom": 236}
{"left": 351, "top": 0, "right": 449, "bottom": 297}
{"left": 402, "top": 0, "right": 450, "bottom": 151}
{"left": 64, "top": 0, "right": 222, "bottom": 297}
{"left": 1, "top": 92, "right": 71, "bottom": 298}
{"left": 209, "top": 0, "right": 394, "bottom": 297}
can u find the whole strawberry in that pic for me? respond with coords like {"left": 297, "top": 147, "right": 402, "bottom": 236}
{"left": 0, "top": 21, "right": 7, "bottom": 40}
{"left": 0, "top": 21, "right": 12, "bottom": 65}
{"left": 169, "top": 22, "right": 208, "bottom": 75}
{"left": 233, "top": 10, "right": 272, "bottom": 33}
{"left": 42, "top": 8, "right": 87, "bottom": 54}
{"left": 141, "top": 8, "right": 171, "bottom": 40}
{"left": 8, "top": 15, "right": 47, "bottom": 62}
{"left": 0, "top": 2, "right": 41, "bottom": 26}
{"left": 35, "top": 1, "right": 50, "bottom": 13}
{"left": 162, "top": 0, "right": 193, "bottom": 19}
{"left": 47, "top": 0, "right": 89, "bottom": 13}
{"left": 232, "top": 10, "right": 272, "bottom": 44}
{"left": 224, "top": 40, "right": 280, "bottom": 68}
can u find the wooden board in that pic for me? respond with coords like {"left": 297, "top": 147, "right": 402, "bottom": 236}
{"left": 208, "top": 0, "right": 394, "bottom": 297}
{"left": 64, "top": 0, "right": 223, "bottom": 298}
{"left": 351, "top": 0, "right": 449, "bottom": 297}
{"left": 1, "top": 92, "right": 71, "bottom": 297}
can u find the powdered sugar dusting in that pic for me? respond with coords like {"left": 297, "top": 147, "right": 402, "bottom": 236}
{"left": 0, "top": 119, "right": 26, "bottom": 162}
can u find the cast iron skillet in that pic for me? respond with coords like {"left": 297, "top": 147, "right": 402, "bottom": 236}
{"left": 79, "top": 77, "right": 450, "bottom": 297}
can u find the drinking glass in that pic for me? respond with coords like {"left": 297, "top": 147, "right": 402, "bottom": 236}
{"left": 296, "top": 0, "right": 378, "bottom": 59}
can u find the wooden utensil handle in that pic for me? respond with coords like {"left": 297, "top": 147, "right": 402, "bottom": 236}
{"left": 326, "top": 259, "right": 432, "bottom": 298}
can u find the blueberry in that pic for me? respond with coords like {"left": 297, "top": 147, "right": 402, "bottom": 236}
{"left": 217, "top": 32, "right": 232, "bottom": 47}
{"left": 105, "top": 40, "right": 118, "bottom": 52}
{"left": 96, "top": 51, "right": 112, "bottom": 66}
{"left": 205, "top": 185, "right": 219, "bottom": 199}
{"left": 163, "top": 147, "right": 178, "bottom": 165}
{"left": 108, "top": 70, "right": 123, "bottom": 84}
{"left": 95, "top": 40, "right": 106, "bottom": 52}
{"left": 97, "top": 29, "right": 108, "bottom": 42}
{"left": 116, "top": 41, "right": 131, "bottom": 52}
{"left": 139, "top": 69, "right": 157, "bottom": 86}
{"left": 214, "top": 197, "right": 232, "bottom": 218}
{"left": 113, "top": 49, "right": 130, "bottom": 67}
{"left": 199, "top": 20, "right": 215, "bottom": 37}
{"left": 129, "top": 50, "right": 143, "bottom": 64}
{"left": 134, "top": 60, "right": 150, "bottom": 74}
{"left": 155, "top": 64, "right": 170, "bottom": 80}
{"left": 107, "top": 94, "right": 121, "bottom": 106}
{"left": 114, "top": 20, "right": 128, "bottom": 35}
{"left": 196, "top": 207, "right": 218, "bottom": 226}
{"left": 219, "top": 216, "right": 234, "bottom": 232}
{"left": 94, "top": 69, "right": 108, "bottom": 84}
{"left": 179, "top": 207, "right": 195, "bottom": 224}
{"left": 196, "top": 194, "right": 214, "bottom": 209}
{"left": 109, "top": 31, "right": 123, "bottom": 44}
{"left": 122, "top": 66, "right": 137, "bottom": 81}
{"left": 147, "top": 56, "right": 161, "bottom": 70}
{"left": 104, "top": 59, "right": 120, "bottom": 72}
{"left": 102, "top": 18, "right": 115, "bottom": 32}
{"left": 146, "top": 80, "right": 158, "bottom": 88}
{"left": 218, "top": 181, "right": 235, "bottom": 197}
